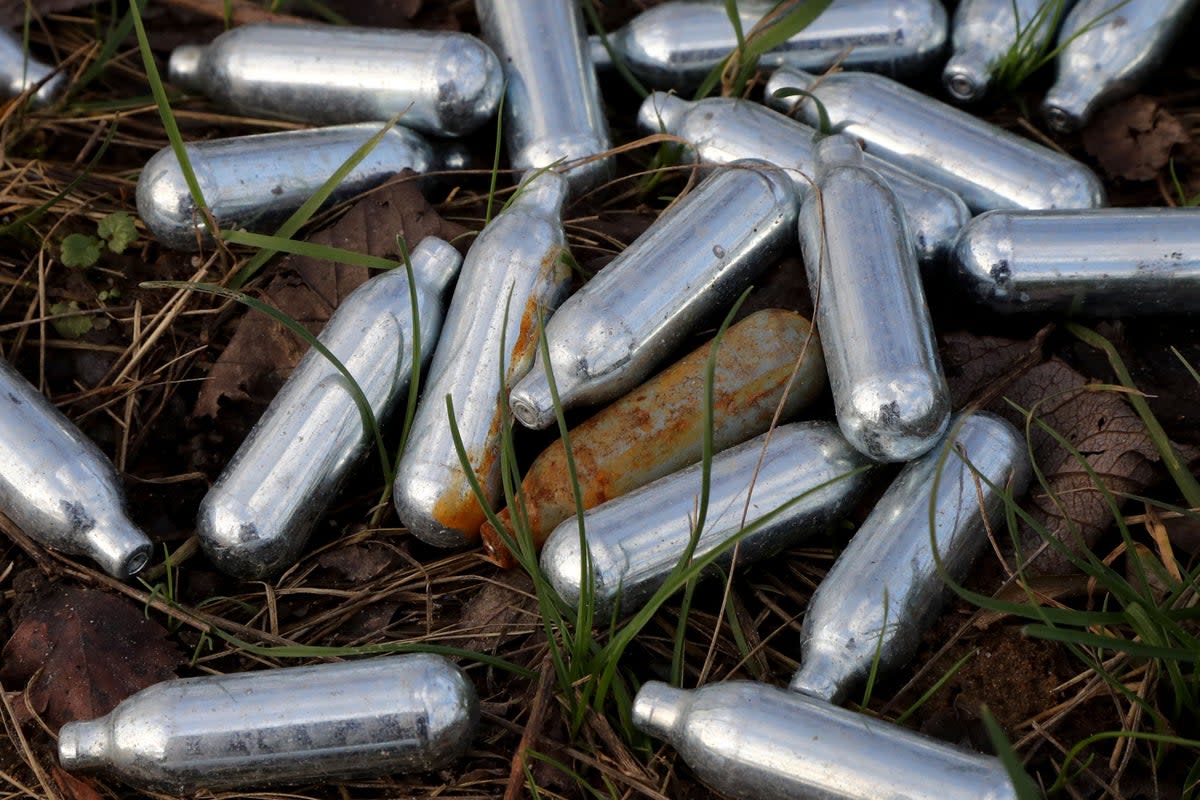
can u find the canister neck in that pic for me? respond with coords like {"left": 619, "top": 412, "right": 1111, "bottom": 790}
{"left": 58, "top": 719, "right": 111, "bottom": 771}
{"left": 631, "top": 681, "right": 687, "bottom": 740}
{"left": 167, "top": 45, "right": 206, "bottom": 92}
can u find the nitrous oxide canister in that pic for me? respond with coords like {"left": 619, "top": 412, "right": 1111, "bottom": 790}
{"left": 509, "top": 161, "right": 797, "bottom": 430}
{"left": 797, "top": 134, "right": 950, "bottom": 462}
{"left": 393, "top": 172, "right": 572, "bottom": 549}
{"left": 765, "top": 65, "right": 1106, "bottom": 212}
{"left": 58, "top": 655, "right": 478, "bottom": 794}
{"left": 480, "top": 309, "right": 826, "bottom": 568}
{"left": 943, "top": 0, "right": 1074, "bottom": 103}
{"left": 952, "top": 208, "right": 1200, "bottom": 315}
{"left": 137, "top": 122, "right": 442, "bottom": 251}
{"left": 790, "top": 413, "right": 1032, "bottom": 705}
{"left": 0, "top": 358, "right": 152, "bottom": 579}
{"left": 476, "top": 0, "right": 613, "bottom": 197}
{"left": 589, "top": 0, "right": 947, "bottom": 88}
{"left": 540, "top": 421, "right": 870, "bottom": 620}
{"left": 636, "top": 91, "right": 969, "bottom": 265}
{"left": 0, "top": 28, "right": 64, "bottom": 107}
{"left": 633, "top": 680, "right": 1019, "bottom": 800}
{"left": 198, "top": 237, "right": 462, "bottom": 579}
{"left": 1042, "top": 0, "right": 1199, "bottom": 132}
{"left": 168, "top": 24, "right": 502, "bottom": 136}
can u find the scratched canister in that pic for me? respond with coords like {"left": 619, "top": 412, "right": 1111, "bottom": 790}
{"left": 590, "top": 0, "right": 947, "bottom": 88}
{"left": 393, "top": 171, "right": 572, "bottom": 548}
{"left": 790, "top": 413, "right": 1032, "bottom": 705}
{"left": 636, "top": 91, "right": 969, "bottom": 265}
{"left": 765, "top": 65, "right": 1106, "bottom": 212}
{"left": 169, "top": 24, "right": 502, "bottom": 136}
{"left": 198, "top": 237, "right": 462, "bottom": 579}
{"left": 951, "top": 208, "right": 1200, "bottom": 315}
{"left": 509, "top": 161, "right": 797, "bottom": 430}
{"left": 137, "top": 123, "right": 442, "bottom": 251}
{"left": 797, "top": 134, "right": 950, "bottom": 462}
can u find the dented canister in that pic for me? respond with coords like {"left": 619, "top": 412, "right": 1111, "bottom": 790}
{"left": 168, "top": 24, "right": 502, "bottom": 137}
{"left": 540, "top": 421, "right": 870, "bottom": 620}
{"left": 509, "top": 161, "right": 797, "bottom": 430}
{"left": 57, "top": 654, "right": 478, "bottom": 793}
{"left": 476, "top": 0, "right": 613, "bottom": 197}
{"left": 393, "top": 172, "right": 572, "bottom": 549}
{"left": 633, "top": 681, "right": 1019, "bottom": 800}
{"left": 589, "top": 0, "right": 947, "bottom": 88}
{"left": 765, "top": 65, "right": 1106, "bottom": 212}
{"left": 480, "top": 308, "right": 826, "bottom": 568}
{"left": 0, "top": 359, "right": 152, "bottom": 579}
{"left": 943, "top": 0, "right": 1073, "bottom": 102}
{"left": 197, "top": 237, "right": 461, "bottom": 578}
{"left": 0, "top": 29, "right": 64, "bottom": 107}
{"left": 636, "top": 91, "right": 969, "bottom": 265}
{"left": 790, "top": 413, "right": 1032, "bottom": 704}
{"left": 137, "top": 122, "right": 443, "bottom": 252}
{"left": 1042, "top": 0, "right": 1199, "bottom": 132}
{"left": 798, "top": 135, "right": 950, "bottom": 462}
{"left": 951, "top": 208, "right": 1200, "bottom": 315}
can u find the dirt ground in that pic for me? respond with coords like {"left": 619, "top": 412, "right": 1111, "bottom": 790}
{"left": 1, "top": 1, "right": 1198, "bottom": 799}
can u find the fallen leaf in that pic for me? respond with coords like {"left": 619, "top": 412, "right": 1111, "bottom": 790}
{"left": 316, "top": 542, "right": 397, "bottom": 584}
{"left": 51, "top": 766, "right": 105, "bottom": 800}
{"left": 1082, "top": 95, "right": 1191, "bottom": 182}
{"left": 941, "top": 334, "right": 1166, "bottom": 575}
{"left": 0, "top": 584, "right": 183, "bottom": 729}
{"left": 193, "top": 179, "right": 468, "bottom": 419}
{"left": 997, "top": 359, "right": 1161, "bottom": 575}
{"left": 456, "top": 574, "right": 537, "bottom": 656}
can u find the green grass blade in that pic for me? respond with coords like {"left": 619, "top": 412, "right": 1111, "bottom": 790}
{"left": 895, "top": 648, "right": 977, "bottom": 724}
{"left": 979, "top": 705, "right": 1042, "bottom": 800}
{"left": 1022, "top": 624, "right": 1198, "bottom": 662}
{"left": 130, "top": 0, "right": 212, "bottom": 235}
{"left": 221, "top": 230, "right": 405, "bottom": 270}
{"left": 582, "top": 0, "right": 649, "bottom": 98}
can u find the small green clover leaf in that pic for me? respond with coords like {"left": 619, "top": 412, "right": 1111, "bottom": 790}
{"left": 98, "top": 211, "right": 137, "bottom": 253}
{"left": 61, "top": 234, "right": 102, "bottom": 269}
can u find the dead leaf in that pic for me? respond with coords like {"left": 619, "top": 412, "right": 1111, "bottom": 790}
{"left": 316, "top": 542, "right": 397, "bottom": 584}
{"left": 997, "top": 359, "right": 1161, "bottom": 574}
{"left": 51, "top": 766, "right": 105, "bottom": 800}
{"left": 0, "top": 585, "right": 183, "bottom": 729}
{"left": 940, "top": 328, "right": 1049, "bottom": 408}
{"left": 1082, "top": 95, "right": 1191, "bottom": 182}
{"left": 193, "top": 179, "right": 468, "bottom": 419}
{"left": 456, "top": 574, "right": 537, "bottom": 656}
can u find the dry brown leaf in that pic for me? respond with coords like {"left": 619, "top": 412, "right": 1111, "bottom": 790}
{"left": 940, "top": 329, "right": 1049, "bottom": 408}
{"left": 456, "top": 574, "right": 537, "bottom": 656}
{"left": 193, "top": 180, "right": 468, "bottom": 419}
{"left": 316, "top": 542, "right": 397, "bottom": 584}
{"left": 51, "top": 766, "right": 105, "bottom": 800}
{"left": 0, "top": 585, "right": 183, "bottom": 729}
{"left": 995, "top": 359, "right": 1161, "bottom": 574}
{"left": 1082, "top": 95, "right": 1191, "bottom": 182}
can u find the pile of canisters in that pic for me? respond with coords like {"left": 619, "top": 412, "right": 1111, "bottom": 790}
{"left": 1, "top": 0, "right": 1197, "bottom": 797}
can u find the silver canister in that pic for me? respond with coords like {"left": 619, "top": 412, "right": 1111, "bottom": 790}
{"left": 476, "top": 0, "right": 613, "bottom": 197}
{"left": 393, "top": 171, "right": 572, "bottom": 549}
{"left": 951, "top": 208, "right": 1200, "bottom": 315}
{"left": 168, "top": 24, "right": 502, "bottom": 137}
{"left": 633, "top": 680, "right": 1019, "bottom": 800}
{"left": 798, "top": 135, "right": 950, "bottom": 463}
{"left": 540, "top": 421, "right": 870, "bottom": 620}
{"left": 1042, "top": 0, "right": 1199, "bottom": 132}
{"left": 636, "top": 92, "right": 969, "bottom": 265}
{"left": 509, "top": 161, "right": 797, "bottom": 430}
{"left": 943, "top": 0, "right": 1074, "bottom": 103}
{"left": 0, "top": 359, "right": 152, "bottom": 579}
{"left": 57, "top": 654, "right": 478, "bottom": 794}
{"left": 765, "top": 65, "right": 1107, "bottom": 212}
{"left": 0, "top": 29, "right": 64, "bottom": 108}
{"left": 137, "top": 122, "right": 441, "bottom": 252}
{"left": 198, "top": 237, "right": 462, "bottom": 579}
{"left": 590, "top": 0, "right": 947, "bottom": 87}
{"left": 790, "top": 413, "right": 1032, "bottom": 705}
